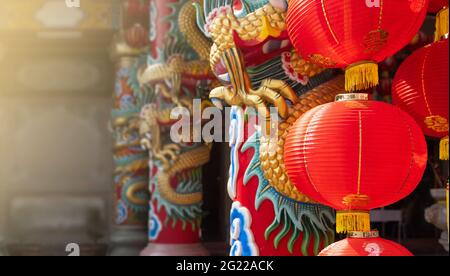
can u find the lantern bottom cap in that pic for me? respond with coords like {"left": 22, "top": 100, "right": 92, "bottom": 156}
{"left": 345, "top": 61, "right": 379, "bottom": 92}
{"left": 336, "top": 210, "right": 371, "bottom": 234}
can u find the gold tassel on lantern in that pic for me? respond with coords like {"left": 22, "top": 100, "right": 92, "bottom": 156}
{"left": 336, "top": 211, "right": 371, "bottom": 234}
{"left": 440, "top": 136, "right": 449, "bottom": 160}
{"left": 435, "top": 7, "right": 449, "bottom": 41}
{"left": 345, "top": 61, "right": 379, "bottom": 92}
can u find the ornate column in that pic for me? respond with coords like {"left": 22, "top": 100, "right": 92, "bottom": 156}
{"left": 138, "top": 0, "right": 215, "bottom": 256}
{"left": 197, "top": 0, "right": 339, "bottom": 255}
{"left": 109, "top": 0, "right": 150, "bottom": 256}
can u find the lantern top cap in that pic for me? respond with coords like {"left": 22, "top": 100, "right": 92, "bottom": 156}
{"left": 335, "top": 93, "right": 369, "bottom": 102}
{"left": 348, "top": 230, "right": 379, "bottom": 239}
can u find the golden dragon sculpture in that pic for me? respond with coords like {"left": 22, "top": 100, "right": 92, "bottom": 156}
{"left": 206, "top": 4, "right": 325, "bottom": 130}
{"left": 113, "top": 116, "right": 149, "bottom": 206}
{"left": 139, "top": 0, "right": 214, "bottom": 207}
{"left": 201, "top": 1, "right": 345, "bottom": 202}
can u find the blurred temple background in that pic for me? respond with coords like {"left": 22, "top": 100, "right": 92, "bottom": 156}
{"left": 0, "top": 0, "right": 229, "bottom": 256}
{"left": 0, "top": 0, "right": 116, "bottom": 256}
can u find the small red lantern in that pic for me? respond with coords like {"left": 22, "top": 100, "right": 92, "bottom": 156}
{"left": 392, "top": 39, "right": 449, "bottom": 160}
{"left": 284, "top": 93, "right": 427, "bottom": 233}
{"left": 319, "top": 231, "right": 413, "bottom": 256}
{"left": 286, "top": 0, "right": 429, "bottom": 92}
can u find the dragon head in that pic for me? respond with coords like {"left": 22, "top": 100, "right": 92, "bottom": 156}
{"left": 195, "top": 0, "right": 323, "bottom": 86}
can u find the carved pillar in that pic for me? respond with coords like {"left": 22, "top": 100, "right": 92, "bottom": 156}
{"left": 198, "top": 0, "right": 341, "bottom": 255}
{"left": 109, "top": 0, "right": 150, "bottom": 256}
{"left": 138, "top": 0, "right": 215, "bottom": 256}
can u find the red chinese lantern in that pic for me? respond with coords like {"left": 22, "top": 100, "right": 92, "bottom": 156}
{"left": 392, "top": 39, "right": 449, "bottom": 160}
{"left": 319, "top": 231, "right": 413, "bottom": 256}
{"left": 284, "top": 93, "right": 427, "bottom": 233}
{"left": 286, "top": 0, "right": 429, "bottom": 92}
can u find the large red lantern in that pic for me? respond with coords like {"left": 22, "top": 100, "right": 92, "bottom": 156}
{"left": 286, "top": 0, "right": 429, "bottom": 92}
{"left": 284, "top": 94, "right": 427, "bottom": 233}
{"left": 319, "top": 231, "right": 413, "bottom": 256}
{"left": 392, "top": 39, "right": 449, "bottom": 160}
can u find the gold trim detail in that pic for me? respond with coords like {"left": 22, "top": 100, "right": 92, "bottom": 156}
{"left": 348, "top": 230, "right": 379, "bottom": 239}
{"left": 335, "top": 93, "right": 369, "bottom": 102}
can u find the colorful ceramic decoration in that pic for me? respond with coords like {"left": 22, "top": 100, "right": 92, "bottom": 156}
{"left": 112, "top": 0, "right": 151, "bottom": 229}
{"left": 138, "top": 0, "right": 216, "bottom": 255}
